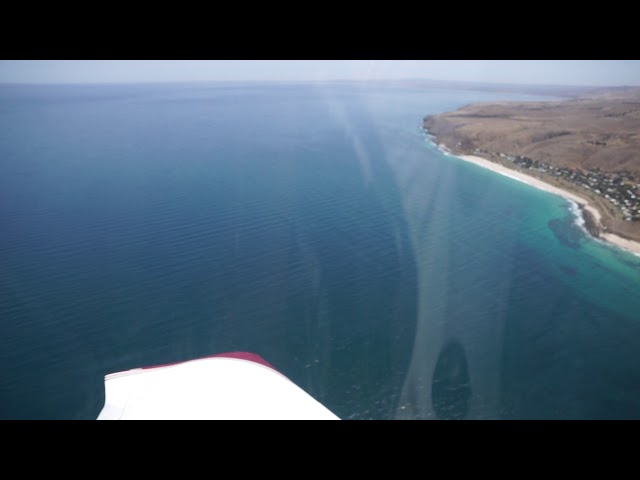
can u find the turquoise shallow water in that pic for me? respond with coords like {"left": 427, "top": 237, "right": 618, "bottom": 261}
{"left": 0, "top": 82, "right": 639, "bottom": 419}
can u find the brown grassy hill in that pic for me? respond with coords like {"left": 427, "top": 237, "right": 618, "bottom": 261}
{"left": 423, "top": 87, "right": 640, "bottom": 175}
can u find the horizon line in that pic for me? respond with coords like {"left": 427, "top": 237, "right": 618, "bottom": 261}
{"left": 0, "top": 77, "right": 633, "bottom": 89}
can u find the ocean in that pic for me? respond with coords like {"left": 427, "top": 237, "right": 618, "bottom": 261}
{"left": 1, "top": 82, "right": 639, "bottom": 419}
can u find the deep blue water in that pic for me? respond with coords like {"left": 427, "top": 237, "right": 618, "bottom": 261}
{"left": 1, "top": 82, "right": 639, "bottom": 419}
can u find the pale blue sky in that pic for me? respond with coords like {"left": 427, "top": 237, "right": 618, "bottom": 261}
{"left": 1, "top": 60, "right": 639, "bottom": 86}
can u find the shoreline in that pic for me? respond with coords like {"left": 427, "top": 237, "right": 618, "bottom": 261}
{"left": 432, "top": 142, "right": 640, "bottom": 257}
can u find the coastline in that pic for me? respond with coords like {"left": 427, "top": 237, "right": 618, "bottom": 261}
{"left": 433, "top": 143, "right": 640, "bottom": 257}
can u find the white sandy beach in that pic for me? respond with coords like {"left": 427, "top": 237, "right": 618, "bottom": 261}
{"left": 451, "top": 152, "right": 640, "bottom": 257}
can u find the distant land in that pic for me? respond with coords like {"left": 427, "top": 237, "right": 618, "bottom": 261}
{"left": 373, "top": 78, "right": 611, "bottom": 98}
{"left": 423, "top": 86, "right": 640, "bottom": 245}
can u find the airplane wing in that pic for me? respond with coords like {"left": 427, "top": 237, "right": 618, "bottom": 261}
{"left": 97, "top": 352, "right": 339, "bottom": 420}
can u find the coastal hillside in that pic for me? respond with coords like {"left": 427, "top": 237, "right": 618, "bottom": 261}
{"left": 423, "top": 87, "right": 640, "bottom": 242}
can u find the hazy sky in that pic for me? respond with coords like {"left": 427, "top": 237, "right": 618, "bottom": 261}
{"left": 1, "top": 60, "right": 639, "bottom": 87}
